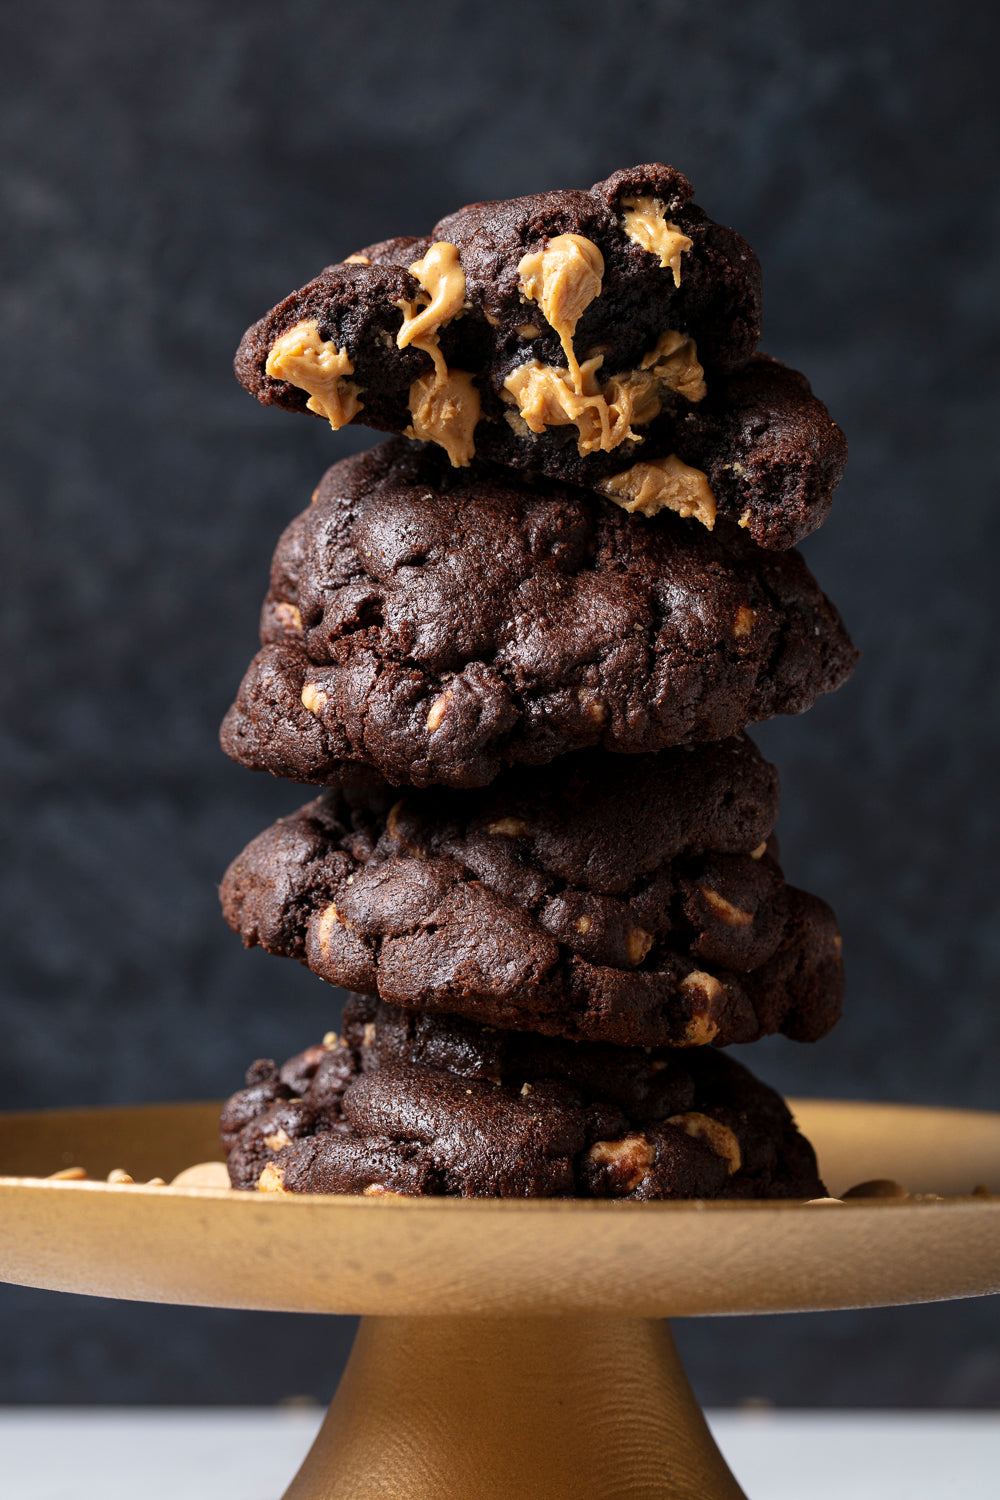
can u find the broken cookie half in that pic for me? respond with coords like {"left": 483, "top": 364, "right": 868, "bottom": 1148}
{"left": 235, "top": 163, "right": 844, "bottom": 549}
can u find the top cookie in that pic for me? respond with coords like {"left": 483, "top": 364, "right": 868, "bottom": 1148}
{"left": 232, "top": 165, "right": 842, "bottom": 549}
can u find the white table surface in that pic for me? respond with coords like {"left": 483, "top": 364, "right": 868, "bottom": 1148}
{"left": 2, "top": 1408, "right": 998, "bottom": 1498}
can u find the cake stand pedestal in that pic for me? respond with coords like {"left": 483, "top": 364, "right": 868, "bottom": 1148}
{"left": 2, "top": 1098, "right": 999, "bottom": 1499}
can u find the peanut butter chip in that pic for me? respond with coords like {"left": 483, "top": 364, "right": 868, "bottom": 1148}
{"left": 301, "top": 682, "right": 328, "bottom": 716}
{"left": 576, "top": 686, "right": 608, "bottom": 723}
{"left": 639, "top": 330, "right": 706, "bottom": 402}
{"left": 273, "top": 601, "right": 303, "bottom": 633}
{"left": 749, "top": 841, "right": 768, "bottom": 860}
{"left": 264, "top": 1127, "right": 292, "bottom": 1152}
{"left": 667, "top": 1112, "right": 742, "bottom": 1175}
{"left": 315, "top": 903, "right": 347, "bottom": 956}
{"left": 265, "top": 320, "right": 363, "bottom": 431}
{"left": 598, "top": 455, "right": 717, "bottom": 528}
{"left": 621, "top": 197, "right": 693, "bottom": 286}
{"left": 396, "top": 242, "right": 479, "bottom": 466}
{"left": 426, "top": 687, "right": 454, "bottom": 731}
{"left": 683, "top": 1014, "right": 720, "bottom": 1046}
{"left": 625, "top": 926, "right": 654, "bottom": 965}
{"left": 587, "top": 1134, "right": 656, "bottom": 1192}
{"left": 257, "top": 1162, "right": 288, "bottom": 1194}
{"left": 575, "top": 915, "right": 592, "bottom": 934}
{"left": 680, "top": 970, "right": 724, "bottom": 1003}
{"left": 679, "top": 970, "right": 724, "bottom": 1045}
{"left": 487, "top": 817, "right": 531, "bottom": 837}
{"left": 517, "top": 233, "right": 604, "bottom": 385}
{"left": 734, "top": 606, "right": 756, "bottom": 638}
{"left": 700, "top": 888, "right": 754, "bottom": 927}
{"left": 343, "top": 253, "right": 371, "bottom": 265}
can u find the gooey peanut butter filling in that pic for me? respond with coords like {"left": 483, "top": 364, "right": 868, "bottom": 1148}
{"left": 639, "top": 329, "right": 706, "bottom": 403}
{"left": 598, "top": 454, "right": 717, "bottom": 529}
{"left": 504, "top": 357, "right": 635, "bottom": 456}
{"left": 404, "top": 367, "right": 479, "bottom": 468}
{"left": 504, "top": 327, "right": 706, "bottom": 459}
{"left": 396, "top": 240, "right": 480, "bottom": 466}
{"left": 265, "top": 321, "right": 364, "bottom": 431}
{"left": 620, "top": 196, "right": 693, "bottom": 286}
{"left": 517, "top": 233, "right": 605, "bottom": 386}
{"left": 396, "top": 241, "right": 468, "bottom": 376}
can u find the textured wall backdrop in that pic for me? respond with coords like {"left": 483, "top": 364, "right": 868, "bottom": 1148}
{"left": 2, "top": 0, "right": 998, "bottom": 1406}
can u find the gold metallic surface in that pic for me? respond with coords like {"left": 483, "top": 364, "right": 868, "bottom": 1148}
{"left": 284, "top": 1316, "right": 747, "bottom": 1500}
{"left": 1, "top": 1098, "right": 997, "bottom": 1499}
{"left": 1, "top": 1098, "right": 998, "bottom": 1318}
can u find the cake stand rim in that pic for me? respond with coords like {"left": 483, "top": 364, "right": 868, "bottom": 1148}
{"left": 1, "top": 1096, "right": 998, "bottom": 1319}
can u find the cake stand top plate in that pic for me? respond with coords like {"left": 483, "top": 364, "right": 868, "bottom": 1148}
{"left": 1, "top": 1099, "right": 998, "bottom": 1319}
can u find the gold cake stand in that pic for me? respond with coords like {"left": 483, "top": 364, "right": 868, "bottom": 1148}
{"left": 2, "top": 1098, "right": 999, "bottom": 1499}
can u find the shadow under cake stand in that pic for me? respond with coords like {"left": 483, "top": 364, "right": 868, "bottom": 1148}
{"left": 1, "top": 1098, "right": 999, "bottom": 1499}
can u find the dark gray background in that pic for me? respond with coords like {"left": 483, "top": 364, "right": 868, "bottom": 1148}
{"left": 2, "top": 0, "right": 998, "bottom": 1408}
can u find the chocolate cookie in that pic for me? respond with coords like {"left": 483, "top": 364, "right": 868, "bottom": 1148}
{"left": 222, "top": 996, "right": 825, "bottom": 1200}
{"left": 220, "top": 737, "right": 844, "bottom": 1049}
{"left": 234, "top": 165, "right": 843, "bottom": 549}
{"left": 219, "top": 441, "right": 857, "bottom": 791}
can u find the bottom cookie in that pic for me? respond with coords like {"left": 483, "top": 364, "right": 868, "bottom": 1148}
{"left": 222, "top": 997, "right": 825, "bottom": 1201}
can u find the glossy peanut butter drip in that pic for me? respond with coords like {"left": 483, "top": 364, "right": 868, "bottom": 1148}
{"left": 639, "top": 330, "right": 706, "bottom": 402}
{"left": 265, "top": 320, "right": 363, "bottom": 430}
{"left": 404, "top": 367, "right": 480, "bottom": 468}
{"left": 621, "top": 196, "right": 693, "bottom": 286}
{"left": 598, "top": 454, "right": 717, "bottom": 528}
{"left": 396, "top": 242, "right": 468, "bottom": 377}
{"left": 504, "top": 357, "right": 639, "bottom": 456}
{"left": 505, "top": 326, "right": 706, "bottom": 458}
{"left": 517, "top": 233, "right": 605, "bottom": 387}
{"left": 397, "top": 240, "right": 479, "bottom": 465}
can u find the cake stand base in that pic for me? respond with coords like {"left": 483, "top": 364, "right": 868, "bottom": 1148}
{"left": 286, "top": 1315, "right": 742, "bottom": 1500}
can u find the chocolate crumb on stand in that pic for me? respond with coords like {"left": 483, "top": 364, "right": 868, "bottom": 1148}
{"left": 219, "top": 161, "right": 857, "bottom": 1200}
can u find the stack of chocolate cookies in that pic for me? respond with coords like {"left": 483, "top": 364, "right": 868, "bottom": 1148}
{"left": 218, "top": 164, "right": 857, "bottom": 1202}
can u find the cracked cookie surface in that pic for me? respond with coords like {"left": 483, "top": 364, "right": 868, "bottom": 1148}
{"left": 220, "top": 736, "right": 843, "bottom": 1049}
{"left": 219, "top": 440, "right": 858, "bottom": 790}
{"left": 221, "top": 995, "right": 826, "bottom": 1200}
